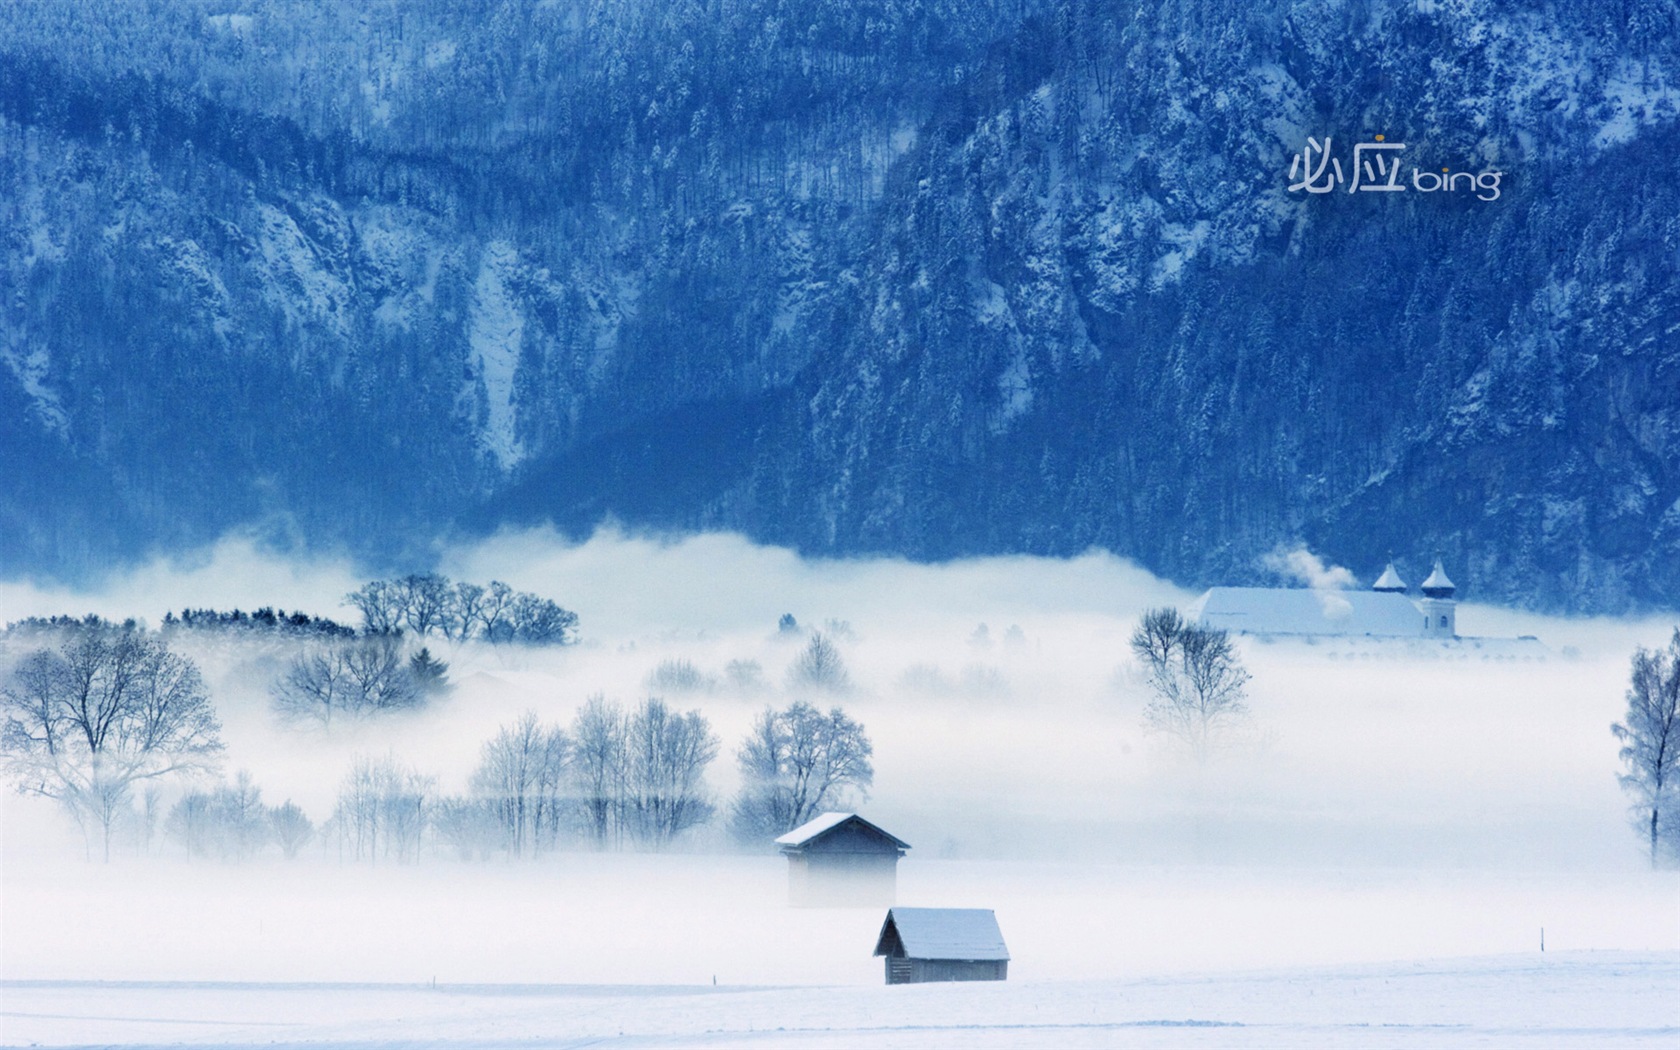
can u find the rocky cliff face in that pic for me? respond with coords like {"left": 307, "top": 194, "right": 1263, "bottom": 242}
{"left": 2, "top": 1, "right": 1677, "bottom": 612}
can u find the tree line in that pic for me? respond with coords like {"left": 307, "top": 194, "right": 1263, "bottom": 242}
{"left": 0, "top": 615, "right": 873, "bottom": 861}
{"left": 162, "top": 607, "right": 357, "bottom": 638}
{"left": 164, "top": 770, "right": 314, "bottom": 861}
{"left": 345, "top": 574, "right": 578, "bottom": 645}
{"left": 0, "top": 616, "right": 448, "bottom": 857}
{"left": 144, "top": 697, "right": 873, "bottom": 864}
{"left": 270, "top": 637, "right": 451, "bottom": 726}
{"left": 393, "top": 696, "right": 873, "bottom": 861}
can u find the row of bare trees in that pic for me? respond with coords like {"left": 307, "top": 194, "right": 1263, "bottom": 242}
{"left": 438, "top": 699, "right": 721, "bottom": 857}
{"left": 165, "top": 770, "right": 314, "bottom": 861}
{"left": 329, "top": 755, "right": 434, "bottom": 864}
{"left": 337, "top": 697, "right": 874, "bottom": 863}
{"left": 645, "top": 634, "right": 853, "bottom": 697}
{"left": 345, "top": 575, "right": 577, "bottom": 645}
{"left": 0, "top": 617, "right": 872, "bottom": 863}
{"left": 269, "top": 637, "right": 450, "bottom": 726}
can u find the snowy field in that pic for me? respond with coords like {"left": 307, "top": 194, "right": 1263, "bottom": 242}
{"left": 3, "top": 531, "right": 1679, "bottom": 1046}
{"left": 6, "top": 952, "right": 1678, "bottom": 1047}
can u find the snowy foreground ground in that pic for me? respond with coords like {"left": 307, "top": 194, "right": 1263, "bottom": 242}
{"left": 4, "top": 952, "right": 1678, "bottom": 1048}
{"left": 4, "top": 853, "right": 1677, "bottom": 1048}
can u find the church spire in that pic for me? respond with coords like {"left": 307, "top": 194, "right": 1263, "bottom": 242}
{"left": 1420, "top": 560, "right": 1456, "bottom": 599}
{"left": 1372, "top": 562, "right": 1408, "bottom": 593}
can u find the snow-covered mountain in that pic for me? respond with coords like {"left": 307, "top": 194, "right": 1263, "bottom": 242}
{"left": 2, "top": 0, "right": 1677, "bottom": 612}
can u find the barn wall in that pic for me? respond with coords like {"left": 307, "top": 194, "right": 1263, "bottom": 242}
{"left": 887, "top": 959, "right": 1007, "bottom": 984}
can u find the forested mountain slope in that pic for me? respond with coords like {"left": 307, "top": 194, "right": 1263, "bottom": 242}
{"left": 3, "top": 0, "right": 1677, "bottom": 612}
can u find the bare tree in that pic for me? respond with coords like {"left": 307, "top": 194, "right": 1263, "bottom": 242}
{"left": 139, "top": 785, "right": 163, "bottom": 856}
{"left": 430, "top": 796, "right": 499, "bottom": 860}
{"left": 507, "top": 594, "right": 579, "bottom": 645}
{"left": 345, "top": 580, "right": 403, "bottom": 634}
{"left": 219, "top": 770, "right": 270, "bottom": 860}
{"left": 570, "top": 695, "right": 626, "bottom": 849}
{"left": 271, "top": 646, "right": 352, "bottom": 726}
{"left": 788, "top": 633, "right": 850, "bottom": 692}
{"left": 1, "top": 624, "right": 223, "bottom": 859}
{"left": 622, "top": 698, "right": 718, "bottom": 848}
{"left": 1130, "top": 606, "right": 1184, "bottom": 670}
{"left": 732, "top": 701, "right": 873, "bottom": 843}
{"left": 341, "top": 636, "right": 422, "bottom": 712}
{"left": 471, "top": 712, "right": 570, "bottom": 857}
{"left": 725, "top": 659, "right": 765, "bottom": 692}
{"left": 448, "top": 582, "right": 487, "bottom": 641}
{"left": 1613, "top": 630, "right": 1680, "bottom": 867}
{"left": 649, "top": 658, "right": 712, "bottom": 692}
{"left": 271, "top": 637, "right": 422, "bottom": 725}
{"left": 164, "top": 790, "right": 215, "bottom": 857}
{"left": 381, "top": 768, "right": 431, "bottom": 861}
{"left": 1130, "top": 607, "right": 1251, "bottom": 762}
{"left": 329, "top": 754, "right": 433, "bottom": 864}
{"left": 268, "top": 800, "right": 315, "bottom": 859}
{"left": 476, "top": 581, "right": 519, "bottom": 642}
{"left": 163, "top": 771, "right": 269, "bottom": 861}
{"left": 397, "top": 573, "right": 452, "bottom": 637}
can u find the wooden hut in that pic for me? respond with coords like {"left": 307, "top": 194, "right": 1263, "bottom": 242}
{"left": 775, "top": 812, "right": 910, "bottom": 907}
{"left": 873, "top": 907, "right": 1009, "bottom": 984}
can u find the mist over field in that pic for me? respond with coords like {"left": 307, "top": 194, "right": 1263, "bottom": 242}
{"left": 3, "top": 530, "right": 1676, "bottom": 1014}
{"left": 3, "top": 527, "right": 1666, "bottom": 861}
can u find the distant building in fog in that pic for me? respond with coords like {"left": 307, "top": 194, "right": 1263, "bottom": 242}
{"left": 1190, "top": 560, "right": 1548, "bottom": 656}
{"left": 776, "top": 812, "right": 909, "bottom": 907}
{"left": 1191, "top": 559, "right": 1459, "bottom": 639}
{"left": 873, "top": 907, "right": 1009, "bottom": 984}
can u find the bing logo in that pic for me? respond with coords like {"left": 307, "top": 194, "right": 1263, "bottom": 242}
{"left": 1287, "top": 136, "right": 1502, "bottom": 201}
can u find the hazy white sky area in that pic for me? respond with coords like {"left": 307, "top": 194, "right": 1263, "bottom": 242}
{"left": 2, "top": 528, "right": 1677, "bottom": 1005}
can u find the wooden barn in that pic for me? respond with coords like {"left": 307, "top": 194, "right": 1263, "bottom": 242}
{"left": 775, "top": 812, "right": 910, "bottom": 907}
{"left": 873, "top": 907, "right": 1010, "bottom": 984}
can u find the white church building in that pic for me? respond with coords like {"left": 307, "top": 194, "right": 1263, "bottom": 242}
{"left": 1190, "top": 560, "right": 1461, "bottom": 639}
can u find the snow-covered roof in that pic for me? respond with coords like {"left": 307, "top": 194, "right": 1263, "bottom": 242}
{"left": 1420, "top": 560, "right": 1456, "bottom": 597}
{"left": 875, "top": 908, "right": 1009, "bottom": 961}
{"left": 1372, "top": 563, "right": 1407, "bottom": 593}
{"left": 1190, "top": 587, "right": 1425, "bottom": 637}
{"left": 775, "top": 812, "right": 910, "bottom": 849}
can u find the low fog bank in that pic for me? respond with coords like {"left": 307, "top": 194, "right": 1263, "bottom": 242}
{"left": 5, "top": 848, "right": 1676, "bottom": 986}
{"left": 0, "top": 528, "right": 1182, "bottom": 638}
{"left": 0, "top": 528, "right": 1671, "bottom": 871}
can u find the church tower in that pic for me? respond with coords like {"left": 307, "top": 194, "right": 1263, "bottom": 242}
{"left": 1418, "top": 560, "right": 1457, "bottom": 638}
